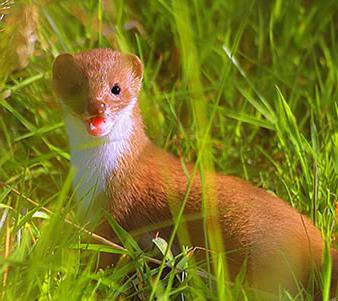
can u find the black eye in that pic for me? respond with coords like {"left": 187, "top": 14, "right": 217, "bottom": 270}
{"left": 111, "top": 84, "right": 121, "bottom": 95}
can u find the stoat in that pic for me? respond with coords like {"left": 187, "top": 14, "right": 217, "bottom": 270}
{"left": 52, "top": 48, "right": 337, "bottom": 298}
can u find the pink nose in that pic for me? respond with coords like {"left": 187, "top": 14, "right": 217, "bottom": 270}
{"left": 87, "top": 102, "right": 106, "bottom": 115}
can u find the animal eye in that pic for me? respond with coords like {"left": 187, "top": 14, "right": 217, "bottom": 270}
{"left": 111, "top": 84, "right": 121, "bottom": 95}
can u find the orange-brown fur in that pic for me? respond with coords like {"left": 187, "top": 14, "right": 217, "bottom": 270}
{"left": 53, "top": 48, "right": 337, "bottom": 297}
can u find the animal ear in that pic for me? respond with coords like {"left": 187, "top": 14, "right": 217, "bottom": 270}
{"left": 52, "top": 53, "right": 85, "bottom": 98}
{"left": 125, "top": 53, "right": 144, "bottom": 82}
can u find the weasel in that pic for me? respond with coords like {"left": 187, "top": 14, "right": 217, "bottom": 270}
{"left": 52, "top": 48, "right": 337, "bottom": 298}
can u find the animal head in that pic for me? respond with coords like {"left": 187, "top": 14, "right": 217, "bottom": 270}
{"left": 53, "top": 48, "right": 143, "bottom": 137}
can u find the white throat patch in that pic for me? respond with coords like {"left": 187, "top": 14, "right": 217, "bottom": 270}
{"left": 64, "top": 98, "right": 136, "bottom": 213}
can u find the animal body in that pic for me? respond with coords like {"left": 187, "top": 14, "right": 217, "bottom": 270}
{"left": 52, "top": 48, "right": 337, "bottom": 298}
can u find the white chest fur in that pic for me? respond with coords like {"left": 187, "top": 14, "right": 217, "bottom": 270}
{"left": 63, "top": 98, "right": 136, "bottom": 216}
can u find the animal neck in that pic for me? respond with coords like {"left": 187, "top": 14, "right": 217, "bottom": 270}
{"left": 63, "top": 98, "right": 149, "bottom": 215}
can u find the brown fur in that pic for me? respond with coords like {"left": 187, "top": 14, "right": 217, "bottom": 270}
{"left": 53, "top": 48, "right": 337, "bottom": 297}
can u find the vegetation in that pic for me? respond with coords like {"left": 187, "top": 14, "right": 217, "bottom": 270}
{"left": 0, "top": 0, "right": 337, "bottom": 300}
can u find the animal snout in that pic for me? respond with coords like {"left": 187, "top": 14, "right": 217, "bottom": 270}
{"left": 87, "top": 101, "right": 106, "bottom": 116}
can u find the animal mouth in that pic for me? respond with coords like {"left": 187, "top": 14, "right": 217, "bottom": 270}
{"left": 86, "top": 116, "right": 113, "bottom": 137}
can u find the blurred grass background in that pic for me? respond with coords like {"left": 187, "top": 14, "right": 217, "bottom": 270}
{"left": 0, "top": 0, "right": 337, "bottom": 300}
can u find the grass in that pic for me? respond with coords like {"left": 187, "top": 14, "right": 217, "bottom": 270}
{"left": 0, "top": 0, "right": 337, "bottom": 300}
